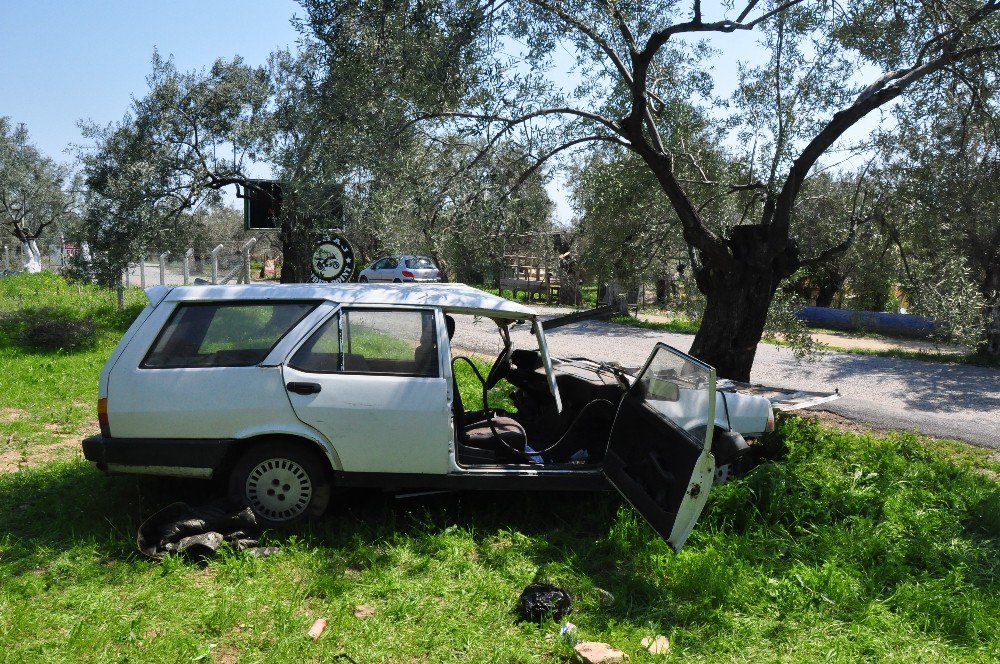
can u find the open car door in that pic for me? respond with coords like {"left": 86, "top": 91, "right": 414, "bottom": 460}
{"left": 603, "top": 343, "right": 718, "bottom": 552}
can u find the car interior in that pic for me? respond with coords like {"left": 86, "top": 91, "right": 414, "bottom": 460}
{"left": 449, "top": 315, "right": 627, "bottom": 468}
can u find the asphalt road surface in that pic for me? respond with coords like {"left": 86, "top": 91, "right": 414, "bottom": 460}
{"left": 451, "top": 313, "right": 1000, "bottom": 450}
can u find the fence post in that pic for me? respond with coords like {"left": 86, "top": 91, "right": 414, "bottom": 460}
{"left": 116, "top": 274, "right": 125, "bottom": 311}
{"left": 183, "top": 248, "right": 194, "bottom": 285}
{"left": 210, "top": 244, "right": 224, "bottom": 284}
{"left": 2, "top": 245, "right": 8, "bottom": 272}
{"left": 241, "top": 238, "right": 257, "bottom": 284}
{"left": 159, "top": 252, "right": 169, "bottom": 285}
{"left": 140, "top": 254, "right": 146, "bottom": 289}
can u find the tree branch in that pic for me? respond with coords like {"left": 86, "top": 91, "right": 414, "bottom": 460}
{"left": 526, "top": 0, "right": 634, "bottom": 84}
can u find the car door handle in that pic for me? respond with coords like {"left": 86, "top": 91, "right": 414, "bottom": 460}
{"left": 286, "top": 382, "right": 322, "bottom": 395}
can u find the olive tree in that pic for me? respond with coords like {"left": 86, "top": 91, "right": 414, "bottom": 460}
{"left": 881, "top": 87, "right": 1000, "bottom": 353}
{"left": 395, "top": 0, "right": 1000, "bottom": 379}
{"left": 0, "top": 119, "right": 77, "bottom": 272}
{"left": 79, "top": 53, "right": 274, "bottom": 281}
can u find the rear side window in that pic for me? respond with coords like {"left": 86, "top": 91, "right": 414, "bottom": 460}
{"left": 405, "top": 257, "right": 435, "bottom": 269}
{"left": 143, "top": 301, "right": 317, "bottom": 368}
{"left": 290, "top": 308, "right": 438, "bottom": 376}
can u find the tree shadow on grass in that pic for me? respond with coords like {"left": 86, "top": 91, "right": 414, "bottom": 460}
{"left": 0, "top": 461, "right": 220, "bottom": 576}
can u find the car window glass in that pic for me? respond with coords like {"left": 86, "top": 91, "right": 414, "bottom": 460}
{"left": 405, "top": 257, "right": 435, "bottom": 269}
{"left": 636, "top": 346, "right": 713, "bottom": 447}
{"left": 372, "top": 258, "right": 387, "bottom": 269}
{"left": 290, "top": 309, "right": 438, "bottom": 376}
{"left": 385, "top": 258, "right": 398, "bottom": 269}
{"left": 143, "top": 301, "right": 316, "bottom": 368}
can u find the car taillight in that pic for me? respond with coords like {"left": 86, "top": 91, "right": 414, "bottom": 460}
{"left": 401, "top": 270, "right": 414, "bottom": 278}
{"left": 436, "top": 270, "right": 442, "bottom": 278}
{"left": 765, "top": 405, "right": 775, "bottom": 433}
{"left": 98, "top": 398, "right": 111, "bottom": 437}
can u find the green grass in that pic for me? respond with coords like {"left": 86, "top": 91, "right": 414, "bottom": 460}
{"left": 610, "top": 313, "right": 702, "bottom": 335}
{"left": 0, "top": 274, "right": 147, "bottom": 453}
{"left": 1, "top": 274, "right": 998, "bottom": 662}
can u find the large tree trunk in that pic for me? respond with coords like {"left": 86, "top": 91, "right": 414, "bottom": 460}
{"left": 22, "top": 239, "right": 42, "bottom": 273}
{"left": 814, "top": 274, "right": 846, "bottom": 308}
{"left": 979, "top": 264, "right": 1000, "bottom": 357}
{"left": 687, "top": 226, "right": 797, "bottom": 381}
{"left": 688, "top": 265, "right": 780, "bottom": 382}
{"left": 279, "top": 217, "right": 315, "bottom": 283}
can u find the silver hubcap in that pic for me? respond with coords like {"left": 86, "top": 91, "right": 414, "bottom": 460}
{"left": 245, "top": 457, "right": 313, "bottom": 521}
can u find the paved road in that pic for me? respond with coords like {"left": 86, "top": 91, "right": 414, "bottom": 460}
{"left": 452, "top": 313, "right": 1000, "bottom": 450}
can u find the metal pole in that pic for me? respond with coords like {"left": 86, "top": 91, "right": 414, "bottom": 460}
{"left": 140, "top": 254, "right": 146, "bottom": 289}
{"left": 125, "top": 265, "right": 131, "bottom": 288}
{"left": 159, "top": 252, "right": 169, "bottom": 285}
{"left": 241, "top": 238, "right": 257, "bottom": 284}
{"left": 210, "top": 244, "right": 224, "bottom": 284}
{"left": 2, "top": 245, "right": 8, "bottom": 272}
{"left": 183, "top": 248, "right": 194, "bottom": 285}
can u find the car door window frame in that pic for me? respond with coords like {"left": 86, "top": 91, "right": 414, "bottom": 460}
{"left": 287, "top": 306, "right": 441, "bottom": 378}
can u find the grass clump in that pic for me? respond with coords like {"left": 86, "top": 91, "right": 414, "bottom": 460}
{"left": 3, "top": 307, "right": 98, "bottom": 351}
{"left": 610, "top": 312, "right": 701, "bottom": 335}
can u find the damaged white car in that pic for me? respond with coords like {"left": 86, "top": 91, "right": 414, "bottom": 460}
{"left": 82, "top": 283, "right": 836, "bottom": 550}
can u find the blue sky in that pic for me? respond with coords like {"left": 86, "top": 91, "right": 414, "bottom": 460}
{"left": 2, "top": 2, "right": 873, "bottom": 224}
{"left": 2, "top": 0, "right": 302, "bottom": 160}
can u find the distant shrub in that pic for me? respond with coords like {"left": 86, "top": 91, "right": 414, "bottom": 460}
{"left": 0, "top": 306, "right": 98, "bottom": 351}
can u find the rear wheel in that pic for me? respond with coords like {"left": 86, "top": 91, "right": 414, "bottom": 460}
{"left": 392, "top": 278, "right": 402, "bottom": 283}
{"left": 229, "top": 443, "right": 331, "bottom": 529}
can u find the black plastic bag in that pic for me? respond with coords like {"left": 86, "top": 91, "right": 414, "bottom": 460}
{"left": 517, "top": 582, "right": 572, "bottom": 622}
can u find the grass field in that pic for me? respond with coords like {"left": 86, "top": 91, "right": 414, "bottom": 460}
{"left": 1, "top": 274, "right": 998, "bottom": 662}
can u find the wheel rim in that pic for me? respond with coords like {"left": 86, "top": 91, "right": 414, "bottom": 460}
{"left": 245, "top": 457, "right": 313, "bottom": 521}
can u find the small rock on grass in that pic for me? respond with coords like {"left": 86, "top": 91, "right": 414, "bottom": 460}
{"left": 353, "top": 605, "right": 376, "bottom": 619}
{"left": 641, "top": 635, "right": 669, "bottom": 655}
{"left": 574, "top": 641, "right": 626, "bottom": 663}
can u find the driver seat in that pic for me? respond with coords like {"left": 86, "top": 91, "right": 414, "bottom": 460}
{"left": 451, "top": 357, "right": 527, "bottom": 461}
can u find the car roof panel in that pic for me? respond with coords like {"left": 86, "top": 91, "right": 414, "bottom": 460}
{"left": 158, "top": 283, "right": 536, "bottom": 319}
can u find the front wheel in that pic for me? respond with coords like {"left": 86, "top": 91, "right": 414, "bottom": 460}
{"left": 359, "top": 275, "right": 368, "bottom": 283}
{"left": 229, "top": 443, "right": 332, "bottom": 529}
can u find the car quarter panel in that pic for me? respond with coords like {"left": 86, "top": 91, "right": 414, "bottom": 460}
{"left": 109, "top": 364, "right": 297, "bottom": 439}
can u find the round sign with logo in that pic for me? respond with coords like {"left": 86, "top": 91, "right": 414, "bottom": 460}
{"left": 309, "top": 232, "right": 355, "bottom": 283}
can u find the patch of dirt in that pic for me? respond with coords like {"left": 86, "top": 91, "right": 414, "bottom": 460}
{"left": 1, "top": 408, "right": 26, "bottom": 421}
{"left": 0, "top": 434, "right": 82, "bottom": 473}
{"left": 810, "top": 330, "right": 968, "bottom": 355}
{"left": 213, "top": 643, "right": 240, "bottom": 664}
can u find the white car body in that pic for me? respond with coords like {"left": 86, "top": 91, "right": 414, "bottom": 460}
{"left": 83, "top": 283, "right": 836, "bottom": 548}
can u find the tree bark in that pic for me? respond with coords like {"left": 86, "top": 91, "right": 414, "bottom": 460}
{"left": 279, "top": 217, "right": 315, "bottom": 283}
{"left": 688, "top": 263, "right": 781, "bottom": 381}
{"left": 814, "top": 275, "right": 846, "bottom": 308}
{"left": 21, "top": 239, "right": 42, "bottom": 273}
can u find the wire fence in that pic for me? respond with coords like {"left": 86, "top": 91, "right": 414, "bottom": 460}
{"left": 3, "top": 238, "right": 280, "bottom": 287}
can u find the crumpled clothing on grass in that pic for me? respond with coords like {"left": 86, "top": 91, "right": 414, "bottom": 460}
{"left": 137, "top": 499, "right": 279, "bottom": 560}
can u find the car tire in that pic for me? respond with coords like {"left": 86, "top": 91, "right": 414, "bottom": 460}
{"left": 393, "top": 278, "right": 402, "bottom": 283}
{"left": 229, "top": 442, "right": 332, "bottom": 529}
{"left": 359, "top": 276, "right": 368, "bottom": 282}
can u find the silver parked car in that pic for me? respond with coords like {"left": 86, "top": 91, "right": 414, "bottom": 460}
{"left": 358, "top": 255, "right": 442, "bottom": 283}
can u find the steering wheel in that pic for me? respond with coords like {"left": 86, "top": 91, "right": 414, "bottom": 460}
{"left": 484, "top": 344, "right": 513, "bottom": 392}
